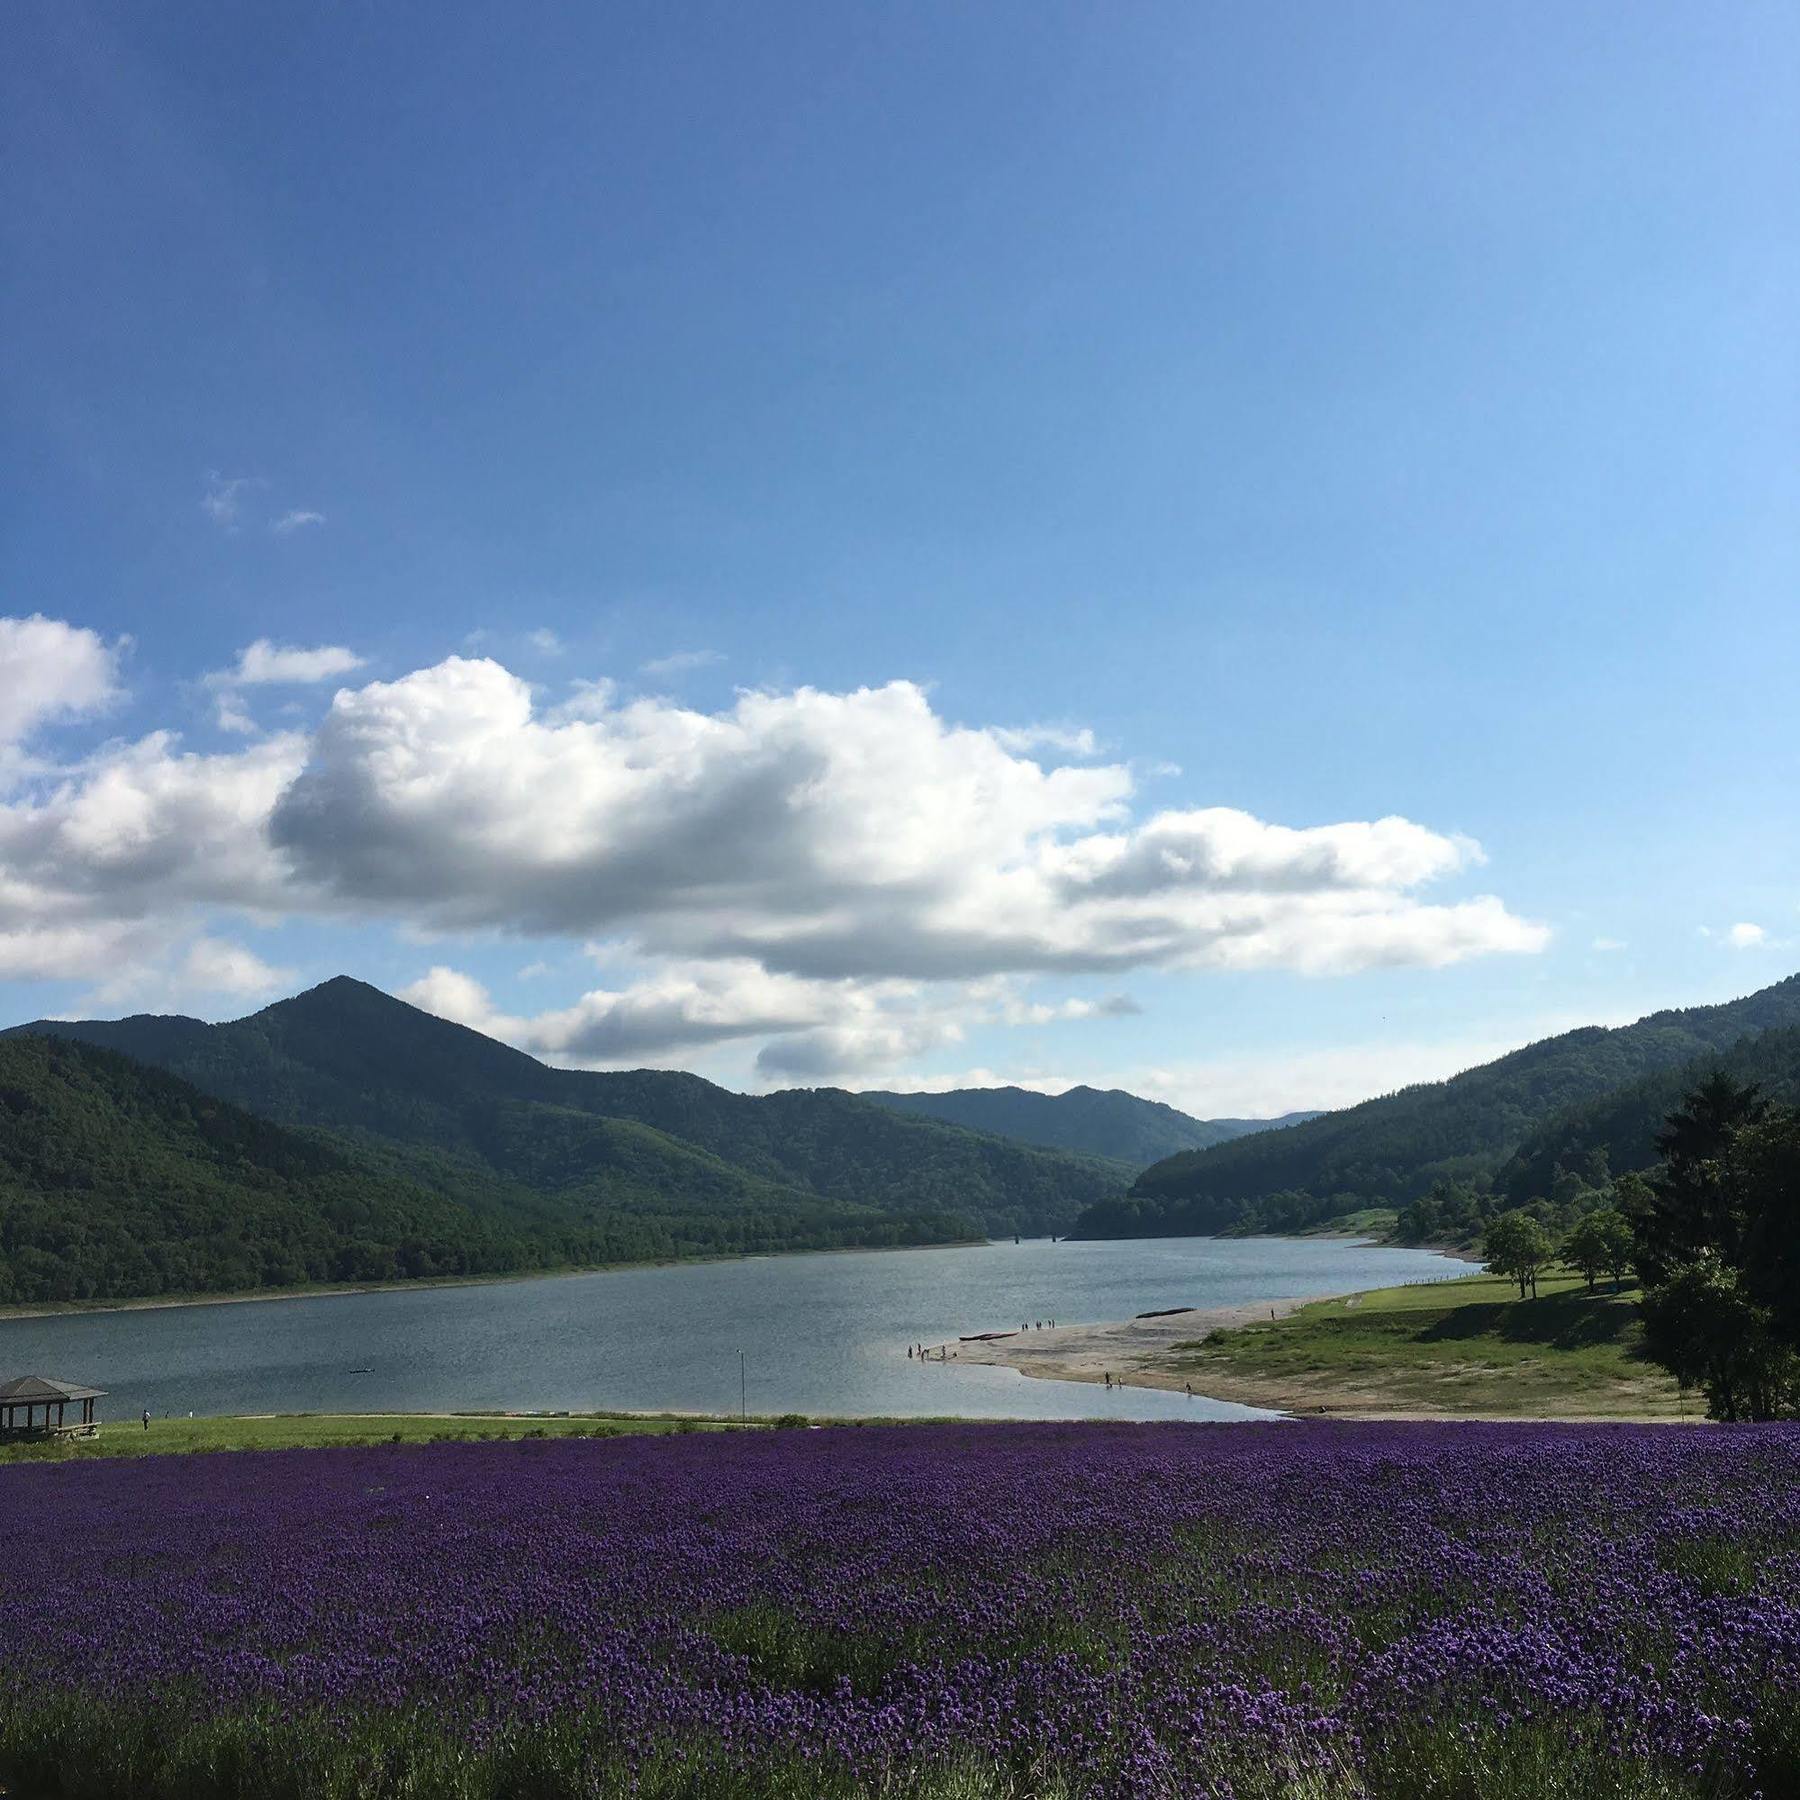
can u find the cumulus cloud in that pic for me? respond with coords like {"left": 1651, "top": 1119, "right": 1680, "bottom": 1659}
{"left": 397, "top": 960, "right": 1143, "bottom": 1078}
{"left": 0, "top": 626, "right": 1549, "bottom": 1079}
{"left": 77, "top": 935, "right": 298, "bottom": 1011}
{"left": 178, "top": 936, "right": 295, "bottom": 996}
{"left": 266, "top": 659, "right": 1543, "bottom": 987}
{"left": 0, "top": 615, "right": 121, "bottom": 748}
{"left": 203, "top": 640, "right": 365, "bottom": 734}
{"left": 1727, "top": 922, "right": 1768, "bottom": 949}
{"left": 999, "top": 991, "right": 1141, "bottom": 1025}
{"left": 400, "top": 959, "right": 938, "bottom": 1071}
{"left": 0, "top": 918, "right": 154, "bottom": 983}
{"left": 754, "top": 1017, "right": 963, "bottom": 1080}
{"left": 397, "top": 966, "right": 520, "bottom": 1039}
{"left": 0, "top": 729, "right": 307, "bottom": 946}
{"left": 207, "top": 640, "right": 365, "bottom": 688}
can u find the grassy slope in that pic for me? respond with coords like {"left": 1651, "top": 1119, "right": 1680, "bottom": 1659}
{"left": 0, "top": 1411, "right": 745, "bottom": 1464}
{"left": 1167, "top": 1271, "right": 1686, "bottom": 1419}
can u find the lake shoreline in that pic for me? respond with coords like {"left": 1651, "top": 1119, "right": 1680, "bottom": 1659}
{"left": 0, "top": 1235, "right": 1474, "bottom": 1426}
{"left": 0, "top": 1236, "right": 992, "bottom": 1325}
{"left": 957, "top": 1270, "right": 1691, "bottom": 1423}
{"left": 948, "top": 1289, "right": 1361, "bottom": 1395}
{"left": 0, "top": 1231, "right": 1452, "bottom": 1328}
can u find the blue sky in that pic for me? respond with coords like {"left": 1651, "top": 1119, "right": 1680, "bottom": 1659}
{"left": 2, "top": 2, "right": 1796, "bottom": 1114}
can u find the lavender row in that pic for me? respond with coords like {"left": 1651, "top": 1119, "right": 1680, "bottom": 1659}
{"left": 3, "top": 1421, "right": 1797, "bottom": 1797}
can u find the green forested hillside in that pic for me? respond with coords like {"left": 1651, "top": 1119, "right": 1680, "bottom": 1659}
{"left": 0, "top": 1034, "right": 979, "bottom": 1306}
{"left": 0, "top": 1034, "right": 518, "bottom": 1304}
{"left": 1071, "top": 975, "right": 1800, "bottom": 1239}
{"left": 1497, "top": 1023, "right": 1800, "bottom": 1203}
{"left": 12, "top": 978, "right": 1124, "bottom": 1246}
{"left": 858, "top": 1083, "right": 1316, "bottom": 1166}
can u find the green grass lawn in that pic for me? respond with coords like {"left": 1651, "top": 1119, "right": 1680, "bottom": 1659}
{"left": 1300, "top": 1205, "right": 1400, "bottom": 1238}
{"left": 1170, "top": 1270, "right": 1690, "bottom": 1418}
{"left": 0, "top": 1410, "right": 749, "bottom": 1464}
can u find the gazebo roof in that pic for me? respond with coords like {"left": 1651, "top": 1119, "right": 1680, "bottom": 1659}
{"left": 0, "top": 1375, "right": 106, "bottom": 1404}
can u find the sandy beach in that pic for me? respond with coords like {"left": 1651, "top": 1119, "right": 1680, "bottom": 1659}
{"left": 945, "top": 1294, "right": 1328, "bottom": 1395}
{"left": 946, "top": 1290, "right": 1689, "bottom": 1423}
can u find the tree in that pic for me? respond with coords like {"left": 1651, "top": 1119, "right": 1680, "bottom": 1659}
{"left": 1564, "top": 1210, "right": 1625, "bottom": 1293}
{"left": 1636, "top": 1074, "right": 1768, "bottom": 1286}
{"left": 1732, "top": 1110, "right": 1800, "bottom": 1346}
{"left": 1598, "top": 1209, "right": 1636, "bottom": 1291}
{"left": 1638, "top": 1254, "right": 1799, "bottom": 1422}
{"left": 1484, "top": 1209, "right": 1555, "bottom": 1300}
{"left": 1630, "top": 1080, "right": 1800, "bottom": 1421}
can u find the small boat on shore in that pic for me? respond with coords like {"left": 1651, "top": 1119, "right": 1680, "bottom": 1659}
{"left": 959, "top": 1330, "right": 1020, "bottom": 1342}
{"left": 1133, "top": 1307, "right": 1195, "bottom": 1320}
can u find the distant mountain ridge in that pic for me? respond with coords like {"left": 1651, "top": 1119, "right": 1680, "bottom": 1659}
{"left": 861, "top": 1084, "right": 1318, "bottom": 1167}
{"left": 9, "top": 978, "right": 1129, "bottom": 1262}
{"left": 1071, "top": 974, "right": 1800, "bottom": 1240}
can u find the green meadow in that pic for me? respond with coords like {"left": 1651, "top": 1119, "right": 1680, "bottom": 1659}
{"left": 1171, "top": 1270, "right": 1688, "bottom": 1418}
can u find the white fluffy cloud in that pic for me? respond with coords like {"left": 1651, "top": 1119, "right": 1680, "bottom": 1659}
{"left": 0, "top": 730, "right": 306, "bottom": 951}
{"left": 400, "top": 958, "right": 959, "bottom": 1076}
{"left": 266, "top": 658, "right": 1544, "bottom": 986}
{"left": 0, "top": 615, "right": 121, "bottom": 748}
{"left": 0, "top": 918, "right": 153, "bottom": 983}
{"left": 0, "top": 621, "right": 1550, "bottom": 1078}
{"left": 203, "top": 640, "right": 366, "bottom": 735}
{"left": 1728, "top": 922, "right": 1768, "bottom": 949}
{"left": 207, "top": 640, "right": 365, "bottom": 688}
{"left": 74, "top": 935, "right": 298, "bottom": 1012}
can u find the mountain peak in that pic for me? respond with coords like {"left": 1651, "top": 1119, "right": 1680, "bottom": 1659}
{"left": 273, "top": 974, "right": 396, "bottom": 1007}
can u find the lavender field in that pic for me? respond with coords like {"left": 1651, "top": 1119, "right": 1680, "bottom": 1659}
{"left": 3, "top": 1423, "right": 1797, "bottom": 1800}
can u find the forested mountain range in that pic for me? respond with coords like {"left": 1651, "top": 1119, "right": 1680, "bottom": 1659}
{"left": 0, "top": 1025, "right": 999, "bottom": 1306}
{"left": 1496, "top": 1022, "right": 1800, "bottom": 1204}
{"left": 1071, "top": 974, "right": 1800, "bottom": 1240}
{"left": 0, "top": 1033, "right": 533, "bottom": 1304}
{"left": 4, "top": 979, "right": 1127, "bottom": 1304}
{"left": 860, "top": 1084, "right": 1317, "bottom": 1167}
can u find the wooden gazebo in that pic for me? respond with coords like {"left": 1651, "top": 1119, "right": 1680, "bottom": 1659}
{"left": 0, "top": 1375, "right": 106, "bottom": 1440}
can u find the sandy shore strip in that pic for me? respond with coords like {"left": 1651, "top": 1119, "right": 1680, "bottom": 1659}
{"left": 945, "top": 1294, "right": 1687, "bottom": 1424}
{"left": 946, "top": 1294, "right": 1330, "bottom": 1393}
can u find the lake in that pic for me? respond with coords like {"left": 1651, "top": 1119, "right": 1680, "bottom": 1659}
{"left": 0, "top": 1236, "right": 1468, "bottom": 1424}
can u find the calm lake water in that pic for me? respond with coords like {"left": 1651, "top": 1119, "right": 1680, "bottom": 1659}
{"left": 0, "top": 1236, "right": 1467, "bottom": 1424}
